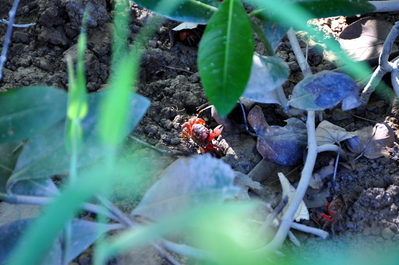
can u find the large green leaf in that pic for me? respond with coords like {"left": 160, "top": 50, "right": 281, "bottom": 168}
{"left": 131, "top": 0, "right": 218, "bottom": 23}
{"left": 0, "top": 86, "right": 67, "bottom": 144}
{"left": 6, "top": 91, "right": 150, "bottom": 188}
{"left": 198, "top": 0, "right": 254, "bottom": 117}
{"left": 0, "top": 142, "right": 22, "bottom": 195}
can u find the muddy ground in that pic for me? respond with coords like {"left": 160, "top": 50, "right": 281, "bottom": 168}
{"left": 1, "top": 0, "right": 399, "bottom": 264}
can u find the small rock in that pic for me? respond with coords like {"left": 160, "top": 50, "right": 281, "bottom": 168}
{"left": 382, "top": 227, "right": 394, "bottom": 240}
{"left": 170, "top": 137, "right": 181, "bottom": 145}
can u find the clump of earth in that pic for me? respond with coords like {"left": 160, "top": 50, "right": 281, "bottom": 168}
{"left": 1, "top": 0, "right": 399, "bottom": 264}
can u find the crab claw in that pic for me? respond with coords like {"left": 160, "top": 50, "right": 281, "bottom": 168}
{"left": 212, "top": 125, "right": 223, "bottom": 137}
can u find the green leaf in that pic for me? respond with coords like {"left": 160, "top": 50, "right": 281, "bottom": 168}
{"left": 6, "top": 91, "right": 150, "bottom": 187}
{"left": 251, "top": 0, "right": 375, "bottom": 23}
{"left": 299, "top": 0, "right": 375, "bottom": 19}
{"left": 0, "top": 86, "right": 67, "bottom": 144}
{"left": 7, "top": 178, "right": 59, "bottom": 197}
{"left": 0, "top": 142, "right": 23, "bottom": 195}
{"left": 132, "top": 154, "right": 238, "bottom": 221}
{"left": 107, "top": 203, "right": 255, "bottom": 259}
{"left": 0, "top": 218, "right": 118, "bottom": 265}
{"left": 131, "top": 0, "right": 218, "bottom": 23}
{"left": 6, "top": 155, "right": 147, "bottom": 265}
{"left": 99, "top": 15, "right": 162, "bottom": 146}
{"left": 198, "top": 0, "right": 254, "bottom": 117}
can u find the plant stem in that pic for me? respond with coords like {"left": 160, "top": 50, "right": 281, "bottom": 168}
{"left": 370, "top": 1, "right": 399, "bottom": 12}
{"left": 259, "top": 111, "right": 318, "bottom": 253}
{"left": 290, "top": 222, "right": 328, "bottom": 239}
{"left": 317, "top": 144, "right": 346, "bottom": 157}
{"left": 360, "top": 21, "right": 399, "bottom": 105}
{"left": 287, "top": 28, "right": 312, "bottom": 78}
{"left": 0, "top": 0, "right": 21, "bottom": 80}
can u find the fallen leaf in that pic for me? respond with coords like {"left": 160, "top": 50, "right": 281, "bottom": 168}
{"left": 131, "top": 154, "right": 238, "bottom": 221}
{"left": 316, "top": 120, "right": 357, "bottom": 145}
{"left": 346, "top": 123, "right": 395, "bottom": 159}
{"left": 339, "top": 17, "right": 395, "bottom": 61}
{"left": 278, "top": 172, "right": 309, "bottom": 221}
{"left": 248, "top": 105, "right": 307, "bottom": 166}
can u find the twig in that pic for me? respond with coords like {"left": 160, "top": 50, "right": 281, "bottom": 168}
{"left": 96, "top": 195, "right": 136, "bottom": 228}
{"left": 0, "top": 0, "right": 21, "bottom": 80}
{"left": 0, "top": 18, "right": 36, "bottom": 27}
{"left": 97, "top": 195, "right": 183, "bottom": 265}
{"left": 256, "top": 196, "right": 288, "bottom": 236}
{"left": 360, "top": 21, "right": 399, "bottom": 105}
{"left": 161, "top": 241, "right": 212, "bottom": 261}
{"left": 290, "top": 222, "right": 329, "bottom": 239}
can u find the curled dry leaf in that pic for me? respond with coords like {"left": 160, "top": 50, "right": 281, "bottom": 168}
{"left": 248, "top": 105, "right": 307, "bottom": 166}
{"left": 346, "top": 123, "right": 395, "bottom": 159}
{"left": 278, "top": 172, "right": 309, "bottom": 222}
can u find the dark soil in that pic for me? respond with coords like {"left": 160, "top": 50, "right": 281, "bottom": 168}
{"left": 2, "top": 1, "right": 399, "bottom": 264}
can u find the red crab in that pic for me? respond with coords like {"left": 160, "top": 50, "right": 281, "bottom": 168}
{"left": 169, "top": 23, "right": 204, "bottom": 47}
{"left": 317, "top": 196, "right": 346, "bottom": 233}
{"left": 181, "top": 114, "right": 223, "bottom": 157}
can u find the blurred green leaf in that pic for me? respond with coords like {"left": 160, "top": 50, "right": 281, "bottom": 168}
{"left": 198, "top": 0, "right": 254, "bottom": 117}
{"left": 6, "top": 153, "right": 147, "bottom": 265}
{"left": 99, "top": 14, "right": 160, "bottom": 146}
{"left": 251, "top": 0, "right": 375, "bottom": 23}
{"left": 131, "top": 0, "right": 218, "bottom": 23}
{"left": 6, "top": 91, "right": 149, "bottom": 187}
{"left": 132, "top": 155, "right": 238, "bottom": 220}
{"left": 107, "top": 202, "right": 254, "bottom": 259}
{"left": 0, "top": 86, "right": 67, "bottom": 144}
{"left": 0, "top": 142, "right": 22, "bottom": 195}
{"left": 7, "top": 178, "right": 59, "bottom": 197}
{"left": 0, "top": 218, "right": 118, "bottom": 265}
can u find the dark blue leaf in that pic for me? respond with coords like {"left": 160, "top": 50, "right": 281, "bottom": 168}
{"left": 289, "top": 71, "right": 361, "bottom": 111}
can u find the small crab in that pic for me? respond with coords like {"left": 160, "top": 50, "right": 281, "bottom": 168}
{"left": 181, "top": 110, "right": 223, "bottom": 157}
{"left": 317, "top": 195, "right": 346, "bottom": 233}
{"left": 170, "top": 22, "right": 204, "bottom": 47}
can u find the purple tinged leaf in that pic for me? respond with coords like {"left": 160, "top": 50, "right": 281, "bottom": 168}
{"left": 131, "top": 155, "right": 238, "bottom": 221}
{"left": 289, "top": 71, "right": 361, "bottom": 111}
{"left": 248, "top": 106, "right": 307, "bottom": 166}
